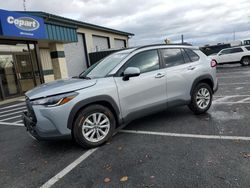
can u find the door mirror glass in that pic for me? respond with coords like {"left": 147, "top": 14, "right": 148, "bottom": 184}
{"left": 123, "top": 67, "right": 140, "bottom": 80}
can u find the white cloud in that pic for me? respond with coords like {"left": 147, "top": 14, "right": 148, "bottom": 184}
{"left": 1, "top": 0, "right": 250, "bottom": 46}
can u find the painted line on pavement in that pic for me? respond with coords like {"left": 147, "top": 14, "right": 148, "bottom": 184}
{"left": 217, "top": 68, "right": 250, "bottom": 71}
{"left": 219, "top": 75, "right": 250, "bottom": 79}
{"left": 120, "top": 130, "right": 250, "bottom": 141}
{"left": 0, "top": 121, "right": 24, "bottom": 126}
{"left": 217, "top": 71, "right": 250, "bottom": 75}
{"left": 0, "top": 102, "right": 25, "bottom": 110}
{"left": 213, "top": 101, "right": 250, "bottom": 104}
{"left": 0, "top": 110, "right": 23, "bottom": 118}
{"left": 219, "top": 82, "right": 250, "bottom": 86}
{"left": 237, "top": 97, "right": 250, "bottom": 103}
{"left": 14, "top": 120, "right": 24, "bottom": 124}
{"left": 214, "top": 95, "right": 250, "bottom": 97}
{"left": 40, "top": 148, "right": 98, "bottom": 188}
{"left": 212, "top": 95, "right": 250, "bottom": 104}
{"left": 213, "top": 96, "right": 233, "bottom": 102}
{"left": 1, "top": 115, "right": 22, "bottom": 121}
{"left": 0, "top": 106, "right": 26, "bottom": 115}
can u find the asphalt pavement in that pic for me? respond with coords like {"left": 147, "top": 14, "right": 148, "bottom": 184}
{"left": 0, "top": 64, "right": 250, "bottom": 188}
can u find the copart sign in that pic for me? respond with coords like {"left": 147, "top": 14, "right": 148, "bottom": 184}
{"left": 7, "top": 16, "right": 40, "bottom": 31}
{"left": 0, "top": 9, "right": 46, "bottom": 39}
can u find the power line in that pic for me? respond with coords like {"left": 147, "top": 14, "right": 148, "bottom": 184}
{"left": 23, "top": 0, "right": 26, "bottom": 11}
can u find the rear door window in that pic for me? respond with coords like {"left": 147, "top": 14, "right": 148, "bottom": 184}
{"left": 230, "top": 48, "right": 243, "bottom": 53}
{"left": 161, "top": 48, "right": 185, "bottom": 67}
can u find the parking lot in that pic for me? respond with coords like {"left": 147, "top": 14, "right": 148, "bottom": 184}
{"left": 1, "top": 64, "right": 250, "bottom": 188}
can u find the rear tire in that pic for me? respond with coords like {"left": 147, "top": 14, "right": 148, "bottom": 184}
{"left": 241, "top": 57, "right": 250, "bottom": 66}
{"left": 188, "top": 83, "right": 212, "bottom": 115}
{"left": 73, "top": 105, "right": 116, "bottom": 148}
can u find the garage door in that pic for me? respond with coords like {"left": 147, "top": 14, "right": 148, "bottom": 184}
{"left": 115, "top": 39, "right": 126, "bottom": 49}
{"left": 93, "top": 35, "right": 109, "bottom": 52}
{"left": 64, "top": 34, "right": 88, "bottom": 77}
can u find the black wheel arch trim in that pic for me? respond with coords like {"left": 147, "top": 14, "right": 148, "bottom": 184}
{"left": 67, "top": 95, "right": 121, "bottom": 130}
{"left": 241, "top": 56, "right": 250, "bottom": 61}
{"left": 190, "top": 74, "right": 214, "bottom": 95}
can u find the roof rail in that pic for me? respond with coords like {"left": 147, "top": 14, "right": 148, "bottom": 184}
{"left": 109, "top": 43, "right": 194, "bottom": 54}
{"left": 132, "top": 43, "right": 192, "bottom": 50}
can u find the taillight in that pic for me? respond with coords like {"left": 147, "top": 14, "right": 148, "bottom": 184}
{"left": 211, "top": 59, "right": 217, "bottom": 67}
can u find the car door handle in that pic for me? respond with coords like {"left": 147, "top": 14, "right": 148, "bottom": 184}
{"left": 155, "top": 73, "right": 165, "bottom": 78}
{"left": 187, "top": 66, "right": 196, "bottom": 70}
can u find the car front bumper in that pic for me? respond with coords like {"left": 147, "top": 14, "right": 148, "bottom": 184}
{"left": 22, "top": 111, "right": 40, "bottom": 140}
{"left": 22, "top": 111, "right": 71, "bottom": 140}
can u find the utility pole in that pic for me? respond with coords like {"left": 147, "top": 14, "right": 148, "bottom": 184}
{"left": 23, "top": 0, "right": 27, "bottom": 11}
{"left": 181, "top": 34, "right": 184, "bottom": 44}
{"left": 233, "top": 31, "right": 236, "bottom": 41}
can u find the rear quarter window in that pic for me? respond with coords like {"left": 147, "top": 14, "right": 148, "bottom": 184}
{"left": 245, "top": 46, "right": 250, "bottom": 51}
{"left": 184, "top": 49, "right": 200, "bottom": 62}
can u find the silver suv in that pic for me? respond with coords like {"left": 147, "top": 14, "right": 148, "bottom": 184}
{"left": 23, "top": 44, "right": 218, "bottom": 148}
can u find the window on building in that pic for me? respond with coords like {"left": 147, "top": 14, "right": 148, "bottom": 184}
{"left": 92, "top": 35, "right": 110, "bottom": 52}
{"left": 114, "top": 39, "right": 126, "bottom": 49}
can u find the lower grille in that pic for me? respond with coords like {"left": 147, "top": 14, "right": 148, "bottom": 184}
{"left": 25, "top": 97, "right": 37, "bottom": 123}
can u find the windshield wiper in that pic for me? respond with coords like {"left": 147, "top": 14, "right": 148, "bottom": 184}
{"left": 78, "top": 75, "right": 91, "bottom": 80}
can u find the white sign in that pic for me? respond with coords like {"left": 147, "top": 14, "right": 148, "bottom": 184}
{"left": 7, "top": 16, "right": 40, "bottom": 31}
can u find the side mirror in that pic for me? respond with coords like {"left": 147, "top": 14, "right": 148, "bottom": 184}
{"left": 218, "top": 53, "right": 222, "bottom": 56}
{"left": 123, "top": 67, "right": 140, "bottom": 81}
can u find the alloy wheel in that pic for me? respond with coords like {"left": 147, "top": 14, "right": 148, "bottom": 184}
{"left": 196, "top": 88, "right": 211, "bottom": 109}
{"left": 242, "top": 58, "right": 250, "bottom": 66}
{"left": 82, "top": 113, "right": 110, "bottom": 143}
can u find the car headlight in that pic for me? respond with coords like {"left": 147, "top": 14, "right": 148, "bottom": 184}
{"left": 31, "top": 92, "right": 78, "bottom": 107}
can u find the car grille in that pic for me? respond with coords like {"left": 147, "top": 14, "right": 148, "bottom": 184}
{"left": 25, "top": 97, "right": 37, "bottom": 123}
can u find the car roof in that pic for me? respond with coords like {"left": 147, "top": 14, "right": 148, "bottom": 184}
{"left": 221, "top": 46, "right": 244, "bottom": 50}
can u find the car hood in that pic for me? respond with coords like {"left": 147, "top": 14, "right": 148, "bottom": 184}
{"left": 25, "top": 78, "right": 97, "bottom": 100}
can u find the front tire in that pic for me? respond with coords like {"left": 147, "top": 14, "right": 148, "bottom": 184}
{"left": 241, "top": 57, "right": 250, "bottom": 66}
{"left": 188, "top": 83, "right": 212, "bottom": 115}
{"left": 73, "top": 105, "right": 116, "bottom": 148}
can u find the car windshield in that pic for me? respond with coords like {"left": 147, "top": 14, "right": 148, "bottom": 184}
{"left": 79, "top": 52, "right": 130, "bottom": 79}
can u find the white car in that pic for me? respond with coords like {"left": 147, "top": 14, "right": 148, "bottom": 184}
{"left": 209, "top": 46, "right": 250, "bottom": 66}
